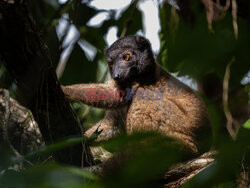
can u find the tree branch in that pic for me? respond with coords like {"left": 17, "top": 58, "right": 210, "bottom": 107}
{"left": 164, "top": 150, "right": 216, "bottom": 187}
{"left": 0, "top": 88, "right": 42, "bottom": 162}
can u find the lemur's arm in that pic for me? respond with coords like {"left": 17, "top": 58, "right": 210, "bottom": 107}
{"left": 84, "top": 109, "right": 125, "bottom": 141}
{"left": 61, "top": 80, "right": 128, "bottom": 109}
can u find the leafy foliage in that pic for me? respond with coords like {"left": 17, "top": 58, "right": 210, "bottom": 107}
{"left": 0, "top": 163, "right": 98, "bottom": 188}
{"left": 159, "top": 3, "right": 250, "bottom": 88}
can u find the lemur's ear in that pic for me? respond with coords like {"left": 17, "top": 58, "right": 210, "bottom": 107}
{"left": 135, "top": 36, "right": 150, "bottom": 51}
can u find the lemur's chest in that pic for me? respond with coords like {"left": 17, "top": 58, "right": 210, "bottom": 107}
{"left": 124, "top": 84, "right": 166, "bottom": 134}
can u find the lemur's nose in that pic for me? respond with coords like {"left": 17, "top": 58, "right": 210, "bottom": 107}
{"left": 113, "top": 73, "right": 120, "bottom": 80}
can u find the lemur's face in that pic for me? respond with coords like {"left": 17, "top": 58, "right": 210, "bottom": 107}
{"left": 105, "top": 36, "right": 155, "bottom": 85}
{"left": 106, "top": 47, "right": 138, "bottom": 84}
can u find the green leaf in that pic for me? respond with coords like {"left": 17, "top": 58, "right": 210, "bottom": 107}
{"left": 97, "top": 132, "right": 186, "bottom": 187}
{"left": 23, "top": 137, "right": 85, "bottom": 160}
{"left": 158, "top": 3, "right": 250, "bottom": 89}
{"left": 0, "top": 163, "right": 99, "bottom": 188}
{"left": 242, "top": 119, "right": 250, "bottom": 129}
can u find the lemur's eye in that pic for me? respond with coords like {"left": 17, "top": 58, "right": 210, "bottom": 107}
{"left": 123, "top": 54, "right": 130, "bottom": 61}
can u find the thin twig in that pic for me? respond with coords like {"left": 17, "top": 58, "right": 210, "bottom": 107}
{"left": 222, "top": 57, "right": 237, "bottom": 139}
{"left": 223, "top": 0, "right": 231, "bottom": 11}
{"left": 232, "top": 0, "right": 238, "bottom": 39}
{"left": 201, "top": 0, "right": 214, "bottom": 31}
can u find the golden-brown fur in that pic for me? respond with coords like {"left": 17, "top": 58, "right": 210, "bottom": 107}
{"left": 61, "top": 36, "right": 211, "bottom": 156}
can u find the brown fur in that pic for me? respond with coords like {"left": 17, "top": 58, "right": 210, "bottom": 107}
{"left": 61, "top": 36, "right": 211, "bottom": 156}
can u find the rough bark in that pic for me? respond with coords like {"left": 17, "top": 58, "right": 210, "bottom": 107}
{"left": 164, "top": 150, "right": 216, "bottom": 187}
{"left": 0, "top": 89, "right": 43, "bottom": 156}
{"left": 0, "top": 0, "right": 93, "bottom": 166}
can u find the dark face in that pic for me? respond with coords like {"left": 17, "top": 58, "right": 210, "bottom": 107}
{"left": 106, "top": 48, "right": 138, "bottom": 84}
{"left": 105, "top": 36, "right": 155, "bottom": 85}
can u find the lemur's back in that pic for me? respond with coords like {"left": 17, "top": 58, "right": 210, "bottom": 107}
{"left": 126, "top": 65, "right": 211, "bottom": 155}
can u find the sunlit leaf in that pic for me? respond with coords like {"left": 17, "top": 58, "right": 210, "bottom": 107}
{"left": 242, "top": 119, "right": 250, "bottom": 129}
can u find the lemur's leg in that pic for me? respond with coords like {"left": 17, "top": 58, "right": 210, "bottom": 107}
{"left": 61, "top": 79, "right": 128, "bottom": 109}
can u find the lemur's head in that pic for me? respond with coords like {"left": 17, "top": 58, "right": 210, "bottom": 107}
{"left": 105, "top": 35, "right": 155, "bottom": 85}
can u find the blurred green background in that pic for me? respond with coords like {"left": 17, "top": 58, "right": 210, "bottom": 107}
{"left": 0, "top": 0, "right": 249, "bottom": 187}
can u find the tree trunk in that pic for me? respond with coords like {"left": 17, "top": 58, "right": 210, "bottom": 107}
{"left": 0, "top": 0, "right": 93, "bottom": 167}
